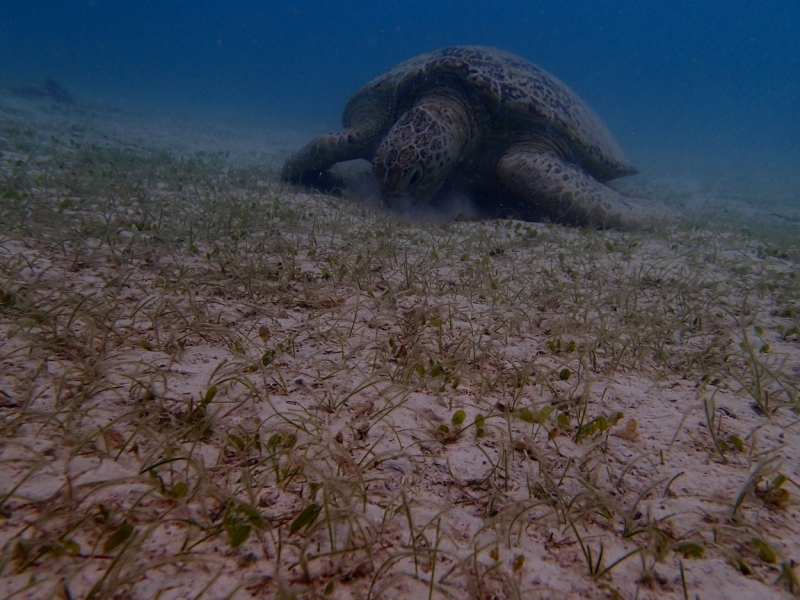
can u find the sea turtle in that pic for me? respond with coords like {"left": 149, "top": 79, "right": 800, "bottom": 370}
{"left": 282, "top": 46, "right": 671, "bottom": 229}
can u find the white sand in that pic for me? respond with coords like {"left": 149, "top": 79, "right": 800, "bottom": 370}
{"left": 1, "top": 93, "right": 799, "bottom": 599}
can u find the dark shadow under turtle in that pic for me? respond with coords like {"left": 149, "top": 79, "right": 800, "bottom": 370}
{"left": 282, "top": 46, "right": 675, "bottom": 229}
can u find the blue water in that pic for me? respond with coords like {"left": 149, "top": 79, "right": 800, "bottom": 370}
{"left": 2, "top": 1, "right": 799, "bottom": 199}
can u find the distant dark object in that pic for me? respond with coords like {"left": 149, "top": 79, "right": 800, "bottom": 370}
{"left": 14, "top": 78, "right": 74, "bottom": 104}
{"left": 772, "top": 212, "right": 800, "bottom": 224}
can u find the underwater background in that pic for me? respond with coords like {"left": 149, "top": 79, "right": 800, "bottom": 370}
{"left": 2, "top": 0, "right": 799, "bottom": 206}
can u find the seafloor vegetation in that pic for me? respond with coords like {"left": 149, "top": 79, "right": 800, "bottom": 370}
{"left": 1, "top": 106, "right": 799, "bottom": 599}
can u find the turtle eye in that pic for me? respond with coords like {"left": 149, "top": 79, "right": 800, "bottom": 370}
{"left": 408, "top": 168, "right": 422, "bottom": 186}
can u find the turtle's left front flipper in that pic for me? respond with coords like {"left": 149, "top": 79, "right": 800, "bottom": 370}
{"left": 497, "top": 150, "right": 678, "bottom": 230}
{"left": 281, "top": 129, "right": 372, "bottom": 187}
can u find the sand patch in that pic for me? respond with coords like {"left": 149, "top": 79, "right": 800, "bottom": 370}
{"left": 1, "top": 95, "right": 799, "bottom": 599}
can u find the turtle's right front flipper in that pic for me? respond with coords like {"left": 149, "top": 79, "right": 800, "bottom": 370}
{"left": 281, "top": 129, "right": 370, "bottom": 186}
{"left": 497, "top": 150, "right": 680, "bottom": 230}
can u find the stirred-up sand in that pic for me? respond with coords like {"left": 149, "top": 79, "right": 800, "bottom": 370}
{"left": 1, "top": 92, "right": 799, "bottom": 600}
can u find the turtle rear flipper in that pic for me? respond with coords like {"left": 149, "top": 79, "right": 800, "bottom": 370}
{"left": 497, "top": 150, "right": 676, "bottom": 230}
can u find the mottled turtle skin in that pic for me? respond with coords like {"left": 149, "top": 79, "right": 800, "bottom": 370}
{"left": 282, "top": 46, "right": 670, "bottom": 229}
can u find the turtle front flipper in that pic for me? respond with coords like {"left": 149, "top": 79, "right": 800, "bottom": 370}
{"left": 497, "top": 150, "right": 675, "bottom": 230}
{"left": 281, "top": 129, "right": 371, "bottom": 187}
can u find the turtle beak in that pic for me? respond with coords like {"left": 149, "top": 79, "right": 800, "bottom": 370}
{"left": 374, "top": 160, "right": 424, "bottom": 204}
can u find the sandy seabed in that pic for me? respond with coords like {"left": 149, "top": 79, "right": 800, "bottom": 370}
{"left": 1, "top": 93, "right": 799, "bottom": 600}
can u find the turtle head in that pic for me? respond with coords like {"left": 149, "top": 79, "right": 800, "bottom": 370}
{"left": 373, "top": 96, "right": 471, "bottom": 207}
